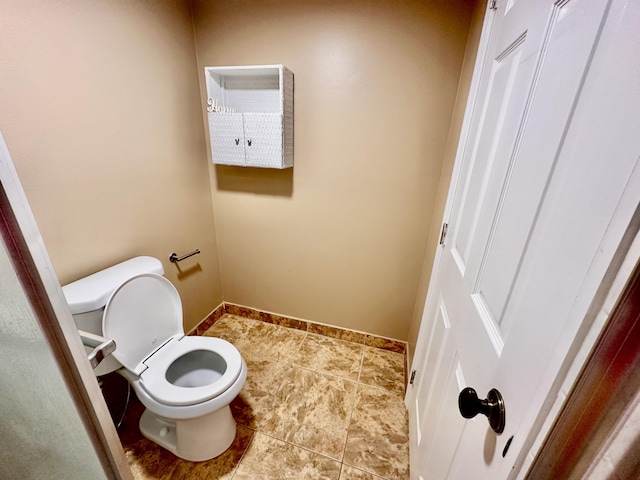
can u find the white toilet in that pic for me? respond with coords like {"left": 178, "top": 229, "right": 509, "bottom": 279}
{"left": 63, "top": 257, "right": 247, "bottom": 461}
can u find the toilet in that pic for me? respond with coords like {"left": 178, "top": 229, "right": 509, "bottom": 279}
{"left": 63, "top": 257, "right": 247, "bottom": 461}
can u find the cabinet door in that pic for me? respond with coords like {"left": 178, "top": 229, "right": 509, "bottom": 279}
{"left": 208, "top": 113, "right": 245, "bottom": 166}
{"left": 243, "top": 113, "right": 283, "bottom": 168}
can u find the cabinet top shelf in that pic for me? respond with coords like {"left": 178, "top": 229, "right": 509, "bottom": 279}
{"left": 204, "top": 64, "right": 292, "bottom": 116}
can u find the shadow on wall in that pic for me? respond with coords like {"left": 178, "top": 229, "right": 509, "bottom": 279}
{"left": 215, "top": 165, "right": 293, "bottom": 197}
{"left": 171, "top": 262, "right": 203, "bottom": 281}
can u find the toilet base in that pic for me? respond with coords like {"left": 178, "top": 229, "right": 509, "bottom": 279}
{"left": 139, "top": 405, "right": 237, "bottom": 462}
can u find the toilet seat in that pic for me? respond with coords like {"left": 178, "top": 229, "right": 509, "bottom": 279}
{"left": 103, "top": 273, "right": 243, "bottom": 407}
{"left": 140, "top": 336, "right": 243, "bottom": 406}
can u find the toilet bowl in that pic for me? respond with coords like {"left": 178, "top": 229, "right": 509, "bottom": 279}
{"left": 63, "top": 259, "right": 246, "bottom": 462}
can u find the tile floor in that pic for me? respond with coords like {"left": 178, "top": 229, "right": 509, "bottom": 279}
{"left": 119, "top": 314, "right": 410, "bottom": 479}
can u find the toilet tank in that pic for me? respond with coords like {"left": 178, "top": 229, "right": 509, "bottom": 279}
{"left": 62, "top": 256, "right": 164, "bottom": 376}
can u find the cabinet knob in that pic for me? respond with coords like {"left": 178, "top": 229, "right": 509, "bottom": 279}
{"left": 247, "top": 139, "right": 252, "bottom": 147}
{"left": 234, "top": 138, "right": 240, "bottom": 145}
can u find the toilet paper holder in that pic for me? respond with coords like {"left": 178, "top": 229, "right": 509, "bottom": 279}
{"left": 169, "top": 249, "right": 201, "bottom": 263}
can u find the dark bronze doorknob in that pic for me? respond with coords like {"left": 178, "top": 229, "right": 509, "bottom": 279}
{"left": 458, "top": 387, "right": 506, "bottom": 434}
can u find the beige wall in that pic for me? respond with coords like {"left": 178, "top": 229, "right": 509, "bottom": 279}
{"left": 0, "top": 0, "right": 479, "bottom": 340}
{"left": 193, "top": 0, "right": 475, "bottom": 340}
{"left": 406, "top": 0, "right": 487, "bottom": 363}
{"left": 0, "top": 0, "right": 222, "bottom": 331}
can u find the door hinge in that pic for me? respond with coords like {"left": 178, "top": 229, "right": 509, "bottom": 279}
{"left": 489, "top": 0, "right": 498, "bottom": 10}
{"left": 439, "top": 222, "right": 449, "bottom": 246}
{"left": 409, "top": 369, "right": 417, "bottom": 385}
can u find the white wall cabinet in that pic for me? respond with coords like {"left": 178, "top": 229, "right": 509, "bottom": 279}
{"left": 204, "top": 65, "right": 293, "bottom": 169}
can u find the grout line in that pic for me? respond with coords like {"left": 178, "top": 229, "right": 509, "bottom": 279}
{"left": 293, "top": 364, "right": 360, "bottom": 385}
{"left": 230, "top": 426, "right": 257, "bottom": 479}
{"left": 257, "top": 430, "right": 344, "bottom": 463}
{"left": 340, "top": 381, "right": 360, "bottom": 468}
{"left": 356, "top": 347, "right": 365, "bottom": 384}
{"left": 342, "top": 464, "right": 389, "bottom": 480}
{"left": 293, "top": 331, "right": 308, "bottom": 358}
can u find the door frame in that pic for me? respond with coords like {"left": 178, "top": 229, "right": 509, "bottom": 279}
{"left": 0, "top": 131, "right": 133, "bottom": 480}
{"left": 407, "top": 0, "right": 640, "bottom": 477}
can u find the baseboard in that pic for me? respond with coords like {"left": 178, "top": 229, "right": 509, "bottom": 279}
{"left": 189, "top": 302, "right": 407, "bottom": 355}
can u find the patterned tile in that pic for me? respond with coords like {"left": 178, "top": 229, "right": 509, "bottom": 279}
{"left": 359, "top": 347, "right": 405, "bottom": 395}
{"left": 243, "top": 320, "right": 306, "bottom": 364}
{"left": 209, "top": 315, "right": 305, "bottom": 359}
{"left": 202, "top": 314, "right": 255, "bottom": 350}
{"left": 294, "top": 334, "right": 364, "bottom": 380}
{"left": 124, "top": 437, "right": 178, "bottom": 480}
{"left": 343, "top": 384, "right": 409, "bottom": 479}
{"left": 233, "top": 432, "right": 341, "bottom": 480}
{"left": 230, "top": 358, "right": 289, "bottom": 430}
{"left": 262, "top": 365, "right": 358, "bottom": 461}
{"left": 207, "top": 316, "right": 304, "bottom": 431}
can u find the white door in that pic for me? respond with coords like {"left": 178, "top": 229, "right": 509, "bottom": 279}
{"left": 407, "top": 0, "right": 640, "bottom": 479}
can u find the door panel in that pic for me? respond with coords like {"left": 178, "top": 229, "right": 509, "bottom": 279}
{"left": 453, "top": 33, "right": 531, "bottom": 277}
{"left": 422, "top": 355, "right": 466, "bottom": 480}
{"left": 414, "top": 300, "right": 452, "bottom": 452}
{"left": 410, "top": 299, "right": 467, "bottom": 478}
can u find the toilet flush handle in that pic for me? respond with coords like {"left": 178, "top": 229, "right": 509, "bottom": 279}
{"left": 79, "top": 330, "right": 116, "bottom": 369}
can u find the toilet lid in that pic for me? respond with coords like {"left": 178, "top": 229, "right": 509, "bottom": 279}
{"left": 103, "top": 274, "right": 183, "bottom": 375}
